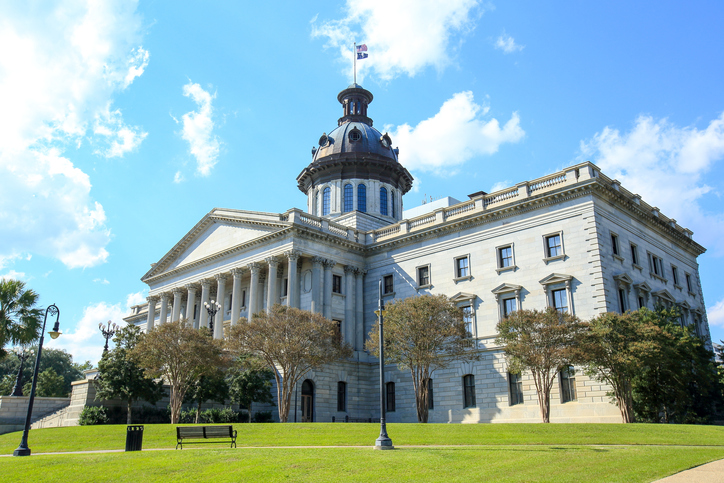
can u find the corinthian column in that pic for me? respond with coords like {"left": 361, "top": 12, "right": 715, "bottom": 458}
{"left": 323, "top": 259, "right": 336, "bottom": 319}
{"left": 344, "top": 265, "right": 357, "bottom": 346}
{"left": 146, "top": 296, "right": 158, "bottom": 331}
{"left": 265, "top": 257, "right": 279, "bottom": 313}
{"left": 230, "top": 268, "right": 244, "bottom": 325}
{"left": 248, "top": 262, "right": 261, "bottom": 317}
{"left": 158, "top": 293, "right": 170, "bottom": 325}
{"left": 355, "top": 269, "right": 366, "bottom": 351}
{"left": 214, "top": 274, "right": 227, "bottom": 339}
{"left": 311, "top": 256, "right": 324, "bottom": 314}
{"left": 285, "top": 250, "right": 300, "bottom": 308}
{"left": 199, "top": 279, "right": 211, "bottom": 330}
{"left": 185, "top": 284, "right": 198, "bottom": 328}
{"left": 171, "top": 288, "right": 184, "bottom": 322}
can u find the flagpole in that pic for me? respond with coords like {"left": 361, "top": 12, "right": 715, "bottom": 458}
{"left": 353, "top": 42, "right": 357, "bottom": 85}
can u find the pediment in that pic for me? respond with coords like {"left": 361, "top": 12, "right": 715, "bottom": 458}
{"left": 491, "top": 283, "right": 523, "bottom": 295}
{"left": 450, "top": 292, "right": 477, "bottom": 303}
{"left": 652, "top": 289, "right": 676, "bottom": 303}
{"left": 677, "top": 301, "right": 691, "bottom": 310}
{"left": 613, "top": 273, "right": 634, "bottom": 285}
{"left": 633, "top": 281, "right": 652, "bottom": 293}
{"left": 539, "top": 273, "right": 573, "bottom": 286}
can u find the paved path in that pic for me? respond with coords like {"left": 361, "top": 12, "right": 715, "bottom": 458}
{"left": 653, "top": 458, "right": 724, "bottom": 483}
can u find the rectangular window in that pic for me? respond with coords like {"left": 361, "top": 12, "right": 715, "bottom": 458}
{"left": 241, "top": 290, "right": 246, "bottom": 308}
{"left": 498, "top": 245, "right": 513, "bottom": 268}
{"left": 671, "top": 266, "right": 679, "bottom": 286}
{"left": 686, "top": 273, "right": 693, "bottom": 292}
{"left": 638, "top": 296, "right": 645, "bottom": 309}
{"left": 282, "top": 279, "right": 288, "bottom": 297}
{"left": 503, "top": 298, "right": 517, "bottom": 318}
{"left": 618, "top": 289, "right": 627, "bottom": 313}
{"left": 333, "top": 320, "right": 342, "bottom": 341}
{"left": 332, "top": 274, "right": 342, "bottom": 294}
{"left": 546, "top": 234, "right": 562, "bottom": 258}
{"left": 552, "top": 289, "right": 568, "bottom": 313}
{"left": 648, "top": 253, "right": 664, "bottom": 277}
{"left": 463, "top": 374, "right": 476, "bottom": 408}
{"left": 560, "top": 366, "right": 577, "bottom": 403}
{"left": 463, "top": 306, "right": 474, "bottom": 337}
{"left": 426, "top": 378, "right": 434, "bottom": 409}
{"left": 337, "top": 381, "right": 346, "bottom": 412}
{"left": 611, "top": 233, "right": 619, "bottom": 256}
{"left": 508, "top": 372, "right": 524, "bottom": 406}
{"left": 630, "top": 243, "right": 639, "bottom": 265}
{"left": 455, "top": 256, "right": 469, "bottom": 278}
{"left": 383, "top": 275, "right": 394, "bottom": 294}
{"left": 417, "top": 266, "right": 430, "bottom": 286}
{"left": 193, "top": 304, "right": 197, "bottom": 320}
{"left": 228, "top": 296, "right": 232, "bottom": 311}
{"left": 386, "top": 382, "right": 395, "bottom": 412}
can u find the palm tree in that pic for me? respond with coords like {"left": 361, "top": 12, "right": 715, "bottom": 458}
{"left": 0, "top": 279, "right": 42, "bottom": 359}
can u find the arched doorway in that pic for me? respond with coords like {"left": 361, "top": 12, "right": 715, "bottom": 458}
{"left": 301, "top": 379, "right": 314, "bottom": 422}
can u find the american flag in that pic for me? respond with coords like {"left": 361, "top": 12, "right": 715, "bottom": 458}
{"left": 356, "top": 44, "right": 367, "bottom": 52}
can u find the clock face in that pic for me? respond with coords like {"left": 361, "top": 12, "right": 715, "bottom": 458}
{"left": 319, "top": 134, "right": 328, "bottom": 147}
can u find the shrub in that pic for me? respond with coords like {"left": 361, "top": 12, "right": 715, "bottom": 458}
{"left": 78, "top": 406, "right": 108, "bottom": 426}
{"left": 180, "top": 408, "right": 198, "bottom": 423}
{"left": 252, "top": 410, "right": 273, "bottom": 423}
{"left": 135, "top": 405, "right": 171, "bottom": 424}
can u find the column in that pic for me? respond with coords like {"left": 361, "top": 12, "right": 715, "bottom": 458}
{"left": 285, "top": 250, "right": 300, "bottom": 308}
{"left": 355, "top": 269, "right": 366, "bottom": 351}
{"left": 230, "top": 268, "right": 244, "bottom": 325}
{"left": 515, "top": 289, "right": 521, "bottom": 311}
{"left": 146, "top": 296, "right": 158, "bottom": 331}
{"left": 344, "top": 265, "right": 357, "bottom": 346}
{"left": 185, "top": 284, "right": 197, "bottom": 328}
{"left": 199, "top": 279, "right": 211, "bottom": 330}
{"left": 323, "top": 259, "right": 336, "bottom": 319}
{"left": 248, "top": 262, "right": 261, "bottom": 317}
{"left": 265, "top": 257, "right": 279, "bottom": 313}
{"left": 311, "top": 256, "right": 324, "bottom": 314}
{"left": 158, "top": 293, "right": 169, "bottom": 325}
{"left": 171, "top": 288, "right": 183, "bottom": 322}
{"left": 214, "top": 274, "right": 227, "bottom": 339}
{"left": 565, "top": 280, "right": 574, "bottom": 315}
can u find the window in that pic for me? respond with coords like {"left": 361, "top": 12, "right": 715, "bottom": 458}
{"left": 545, "top": 234, "right": 563, "bottom": 258}
{"left": 503, "top": 298, "right": 517, "bottom": 318}
{"left": 282, "top": 279, "right": 288, "bottom": 297}
{"left": 241, "top": 290, "right": 246, "bottom": 308}
{"left": 193, "top": 304, "right": 198, "bottom": 320}
{"left": 386, "top": 382, "right": 395, "bottom": 412}
{"left": 463, "top": 306, "right": 474, "bottom": 337}
{"left": 417, "top": 265, "right": 430, "bottom": 287}
{"left": 425, "top": 378, "right": 434, "bottom": 409}
{"left": 618, "top": 289, "right": 627, "bottom": 313}
{"left": 498, "top": 245, "right": 513, "bottom": 269}
{"left": 333, "top": 320, "right": 342, "bottom": 341}
{"left": 611, "top": 233, "right": 620, "bottom": 256}
{"left": 357, "top": 184, "right": 366, "bottom": 212}
{"left": 383, "top": 275, "right": 394, "bottom": 294}
{"left": 380, "top": 187, "right": 388, "bottom": 216}
{"left": 648, "top": 253, "right": 665, "bottom": 279}
{"left": 391, "top": 191, "right": 396, "bottom": 218}
{"left": 343, "top": 184, "right": 353, "bottom": 213}
{"left": 508, "top": 373, "right": 524, "bottom": 406}
{"left": 638, "top": 296, "right": 645, "bottom": 309}
{"left": 671, "top": 265, "right": 679, "bottom": 286}
{"left": 228, "top": 296, "right": 232, "bottom": 311}
{"left": 560, "top": 366, "right": 577, "bottom": 403}
{"left": 322, "top": 187, "right": 331, "bottom": 216}
{"left": 552, "top": 289, "right": 568, "bottom": 313}
{"left": 332, "top": 274, "right": 342, "bottom": 294}
{"left": 337, "top": 381, "right": 346, "bottom": 412}
{"left": 630, "top": 243, "right": 639, "bottom": 266}
{"left": 463, "top": 374, "right": 476, "bottom": 408}
{"left": 455, "top": 256, "right": 470, "bottom": 278}
{"left": 686, "top": 273, "right": 693, "bottom": 293}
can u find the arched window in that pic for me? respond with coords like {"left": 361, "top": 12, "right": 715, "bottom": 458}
{"left": 391, "top": 191, "right": 396, "bottom": 218}
{"left": 380, "top": 187, "right": 388, "bottom": 216}
{"left": 357, "top": 184, "right": 367, "bottom": 213}
{"left": 322, "top": 187, "right": 331, "bottom": 216}
{"left": 343, "top": 184, "right": 353, "bottom": 212}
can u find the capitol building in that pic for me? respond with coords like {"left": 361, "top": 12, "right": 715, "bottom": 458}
{"left": 124, "top": 84, "right": 711, "bottom": 423}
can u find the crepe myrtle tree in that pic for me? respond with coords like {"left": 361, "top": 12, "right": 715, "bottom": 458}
{"left": 366, "top": 294, "right": 478, "bottom": 423}
{"left": 226, "top": 305, "right": 352, "bottom": 423}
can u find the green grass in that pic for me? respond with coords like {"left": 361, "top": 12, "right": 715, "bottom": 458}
{"left": 1, "top": 424, "right": 723, "bottom": 482}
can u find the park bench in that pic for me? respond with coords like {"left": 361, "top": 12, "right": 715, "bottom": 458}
{"left": 176, "top": 425, "right": 237, "bottom": 449}
{"left": 331, "top": 416, "right": 373, "bottom": 423}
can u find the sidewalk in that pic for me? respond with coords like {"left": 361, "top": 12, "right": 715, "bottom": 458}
{"left": 653, "top": 458, "right": 724, "bottom": 483}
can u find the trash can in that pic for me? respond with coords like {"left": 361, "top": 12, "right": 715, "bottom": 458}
{"left": 125, "top": 425, "right": 144, "bottom": 452}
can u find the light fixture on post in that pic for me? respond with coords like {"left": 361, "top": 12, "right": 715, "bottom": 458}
{"left": 99, "top": 320, "right": 119, "bottom": 354}
{"left": 203, "top": 299, "right": 221, "bottom": 337}
{"left": 14, "top": 304, "right": 61, "bottom": 457}
{"left": 10, "top": 346, "right": 31, "bottom": 397}
{"left": 373, "top": 278, "right": 393, "bottom": 450}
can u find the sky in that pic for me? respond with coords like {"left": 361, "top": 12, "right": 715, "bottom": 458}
{"left": 1, "top": 1, "right": 724, "bottom": 365}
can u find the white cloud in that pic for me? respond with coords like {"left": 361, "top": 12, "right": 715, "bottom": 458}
{"left": 180, "top": 82, "right": 221, "bottom": 176}
{"left": 312, "top": 0, "right": 483, "bottom": 82}
{"left": 579, "top": 113, "right": 724, "bottom": 254}
{"left": 490, "top": 180, "right": 513, "bottom": 192}
{"left": 93, "top": 278, "right": 110, "bottom": 285}
{"left": 708, "top": 298, "right": 724, "bottom": 329}
{"left": 0, "top": 1, "right": 147, "bottom": 269}
{"left": 389, "top": 91, "right": 525, "bottom": 175}
{"left": 0, "top": 270, "right": 27, "bottom": 281}
{"left": 495, "top": 31, "right": 524, "bottom": 54}
{"left": 46, "top": 291, "right": 145, "bottom": 365}
{"left": 173, "top": 171, "right": 185, "bottom": 183}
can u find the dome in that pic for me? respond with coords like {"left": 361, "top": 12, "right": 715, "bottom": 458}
{"left": 312, "top": 122, "right": 398, "bottom": 163}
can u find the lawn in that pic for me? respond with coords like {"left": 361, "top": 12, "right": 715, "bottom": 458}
{"left": 1, "top": 424, "right": 723, "bottom": 482}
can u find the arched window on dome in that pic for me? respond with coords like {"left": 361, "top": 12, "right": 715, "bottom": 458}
{"left": 391, "top": 191, "right": 396, "bottom": 218}
{"left": 380, "top": 187, "right": 388, "bottom": 216}
{"left": 343, "top": 184, "right": 353, "bottom": 213}
{"left": 358, "top": 184, "right": 367, "bottom": 213}
{"left": 323, "top": 187, "right": 331, "bottom": 216}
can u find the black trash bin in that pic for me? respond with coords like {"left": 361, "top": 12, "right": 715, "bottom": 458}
{"left": 125, "top": 425, "right": 144, "bottom": 452}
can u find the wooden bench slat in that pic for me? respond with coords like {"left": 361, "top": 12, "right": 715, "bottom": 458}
{"left": 176, "top": 425, "right": 237, "bottom": 449}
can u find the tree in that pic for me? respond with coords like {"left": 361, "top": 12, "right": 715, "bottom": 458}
{"left": 0, "top": 279, "right": 42, "bottom": 359}
{"left": 496, "top": 308, "right": 586, "bottom": 423}
{"left": 366, "top": 294, "right": 477, "bottom": 423}
{"left": 227, "top": 354, "right": 274, "bottom": 422}
{"left": 131, "top": 319, "right": 226, "bottom": 424}
{"left": 0, "top": 346, "right": 88, "bottom": 396}
{"left": 226, "top": 305, "right": 352, "bottom": 423}
{"left": 23, "top": 367, "right": 66, "bottom": 397}
{"left": 95, "top": 325, "right": 165, "bottom": 424}
{"left": 184, "top": 370, "right": 229, "bottom": 424}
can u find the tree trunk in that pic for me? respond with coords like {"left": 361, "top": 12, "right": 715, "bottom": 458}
{"left": 127, "top": 400, "right": 133, "bottom": 425}
{"left": 248, "top": 402, "right": 253, "bottom": 423}
{"left": 196, "top": 399, "right": 202, "bottom": 424}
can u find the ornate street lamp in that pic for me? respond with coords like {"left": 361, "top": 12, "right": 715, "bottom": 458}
{"left": 203, "top": 299, "right": 221, "bottom": 336}
{"left": 373, "top": 279, "right": 393, "bottom": 450}
{"left": 10, "top": 347, "right": 31, "bottom": 397}
{"left": 14, "top": 304, "right": 61, "bottom": 457}
{"left": 99, "top": 320, "right": 119, "bottom": 353}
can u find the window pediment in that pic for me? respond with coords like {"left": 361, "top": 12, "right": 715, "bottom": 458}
{"left": 633, "top": 281, "right": 651, "bottom": 293}
{"left": 539, "top": 273, "right": 573, "bottom": 286}
{"left": 450, "top": 292, "right": 477, "bottom": 304}
{"left": 491, "top": 283, "right": 523, "bottom": 295}
{"left": 652, "top": 289, "right": 676, "bottom": 304}
{"left": 613, "top": 273, "right": 634, "bottom": 286}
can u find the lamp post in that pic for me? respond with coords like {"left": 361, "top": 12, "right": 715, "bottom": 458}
{"left": 14, "top": 304, "right": 61, "bottom": 457}
{"left": 10, "top": 347, "right": 31, "bottom": 397}
{"left": 373, "top": 278, "right": 393, "bottom": 450}
{"left": 203, "top": 299, "right": 221, "bottom": 336}
{"left": 99, "top": 320, "right": 119, "bottom": 353}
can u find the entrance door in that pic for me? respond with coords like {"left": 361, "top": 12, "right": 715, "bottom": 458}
{"left": 301, "top": 379, "right": 314, "bottom": 422}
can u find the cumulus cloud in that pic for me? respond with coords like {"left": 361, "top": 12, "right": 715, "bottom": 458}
{"left": 495, "top": 31, "right": 524, "bottom": 53}
{"left": 46, "top": 291, "right": 146, "bottom": 365}
{"left": 173, "top": 171, "right": 185, "bottom": 184}
{"left": 389, "top": 91, "right": 524, "bottom": 175}
{"left": 180, "top": 82, "right": 221, "bottom": 176}
{"left": 312, "top": 0, "right": 483, "bottom": 82}
{"left": 0, "top": 270, "right": 27, "bottom": 281}
{"left": 0, "top": 1, "right": 147, "bottom": 269}
{"left": 93, "top": 278, "right": 110, "bottom": 285}
{"left": 490, "top": 180, "right": 513, "bottom": 192}
{"left": 579, "top": 113, "right": 724, "bottom": 254}
{"left": 708, "top": 298, "right": 724, "bottom": 329}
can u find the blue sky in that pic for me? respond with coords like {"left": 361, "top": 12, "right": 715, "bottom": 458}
{"left": 1, "top": 1, "right": 723, "bottom": 364}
